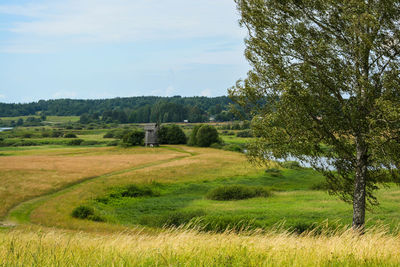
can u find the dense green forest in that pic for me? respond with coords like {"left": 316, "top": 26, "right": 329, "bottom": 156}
{"left": 0, "top": 96, "right": 243, "bottom": 123}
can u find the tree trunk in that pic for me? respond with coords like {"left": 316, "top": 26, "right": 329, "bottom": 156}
{"left": 352, "top": 137, "right": 368, "bottom": 231}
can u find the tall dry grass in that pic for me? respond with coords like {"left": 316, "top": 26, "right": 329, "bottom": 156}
{"left": 0, "top": 226, "right": 399, "bottom": 266}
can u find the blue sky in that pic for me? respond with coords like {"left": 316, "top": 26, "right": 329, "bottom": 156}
{"left": 0, "top": 0, "right": 249, "bottom": 103}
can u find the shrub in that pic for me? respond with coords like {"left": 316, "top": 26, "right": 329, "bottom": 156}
{"left": 222, "top": 144, "right": 242, "bottom": 152}
{"left": 188, "top": 125, "right": 202, "bottom": 146}
{"left": 71, "top": 205, "right": 94, "bottom": 219}
{"left": 64, "top": 133, "right": 77, "bottom": 138}
{"left": 41, "top": 132, "right": 50, "bottom": 137}
{"left": 236, "top": 130, "right": 253, "bottom": 138}
{"left": 80, "top": 140, "right": 100, "bottom": 146}
{"left": 121, "top": 130, "right": 145, "bottom": 147}
{"left": 120, "top": 184, "right": 159, "bottom": 197}
{"left": 71, "top": 205, "right": 104, "bottom": 222}
{"left": 107, "top": 140, "right": 119, "bottom": 146}
{"left": 158, "top": 124, "right": 187, "bottom": 144}
{"left": 206, "top": 185, "right": 271, "bottom": 201}
{"left": 196, "top": 125, "right": 219, "bottom": 147}
{"left": 67, "top": 139, "right": 84, "bottom": 146}
{"left": 22, "top": 133, "right": 33, "bottom": 138}
{"left": 280, "top": 161, "right": 303, "bottom": 169}
{"left": 103, "top": 132, "right": 114, "bottom": 138}
{"left": 51, "top": 131, "right": 63, "bottom": 138}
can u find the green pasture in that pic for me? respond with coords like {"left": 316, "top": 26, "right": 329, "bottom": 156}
{"left": 85, "top": 167, "right": 400, "bottom": 232}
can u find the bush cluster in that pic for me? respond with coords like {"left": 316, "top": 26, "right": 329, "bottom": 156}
{"left": 71, "top": 205, "right": 104, "bottom": 222}
{"left": 64, "top": 133, "right": 77, "bottom": 138}
{"left": 236, "top": 130, "right": 253, "bottom": 138}
{"left": 158, "top": 124, "right": 187, "bottom": 144}
{"left": 121, "top": 130, "right": 145, "bottom": 147}
{"left": 121, "top": 185, "right": 159, "bottom": 197}
{"left": 188, "top": 124, "right": 220, "bottom": 147}
{"left": 206, "top": 185, "right": 272, "bottom": 201}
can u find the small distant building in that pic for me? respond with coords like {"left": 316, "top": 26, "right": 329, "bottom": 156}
{"left": 144, "top": 123, "right": 159, "bottom": 147}
{"left": 183, "top": 120, "right": 189, "bottom": 123}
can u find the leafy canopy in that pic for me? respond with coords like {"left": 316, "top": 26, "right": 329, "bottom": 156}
{"left": 230, "top": 0, "right": 400, "bottom": 206}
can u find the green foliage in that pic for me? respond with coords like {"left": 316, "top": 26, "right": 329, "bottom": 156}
{"left": 280, "top": 161, "right": 303, "bottom": 170}
{"left": 71, "top": 205, "right": 104, "bottom": 222}
{"left": 121, "top": 130, "right": 145, "bottom": 147}
{"left": 310, "top": 182, "right": 330, "bottom": 191}
{"left": 103, "top": 132, "right": 114, "bottom": 138}
{"left": 196, "top": 125, "right": 219, "bottom": 147}
{"left": 231, "top": 0, "right": 400, "bottom": 227}
{"left": 188, "top": 125, "right": 202, "bottom": 146}
{"left": 71, "top": 206, "right": 94, "bottom": 219}
{"left": 236, "top": 130, "right": 253, "bottom": 138}
{"left": 0, "top": 96, "right": 241, "bottom": 123}
{"left": 157, "top": 124, "right": 187, "bottom": 144}
{"left": 265, "top": 168, "right": 282, "bottom": 177}
{"left": 120, "top": 185, "right": 159, "bottom": 198}
{"left": 64, "top": 133, "right": 77, "bottom": 138}
{"left": 80, "top": 140, "right": 100, "bottom": 146}
{"left": 222, "top": 144, "right": 243, "bottom": 153}
{"left": 206, "top": 185, "right": 271, "bottom": 201}
{"left": 107, "top": 140, "right": 119, "bottom": 146}
{"left": 67, "top": 139, "right": 84, "bottom": 146}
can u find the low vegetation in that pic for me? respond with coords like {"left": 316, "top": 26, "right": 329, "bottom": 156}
{"left": 1, "top": 227, "right": 399, "bottom": 266}
{"left": 206, "top": 185, "right": 272, "bottom": 201}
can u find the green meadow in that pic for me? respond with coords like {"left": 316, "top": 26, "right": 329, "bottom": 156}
{"left": 0, "top": 122, "right": 399, "bottom": 266}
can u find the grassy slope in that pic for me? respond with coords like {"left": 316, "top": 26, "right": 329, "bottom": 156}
{"left": 0, "top": 145, "right": 396, "bottom": 233}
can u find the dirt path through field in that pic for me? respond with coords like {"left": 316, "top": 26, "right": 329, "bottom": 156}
{"left": 1, "top": 146, "right": 193, "bottom": 227}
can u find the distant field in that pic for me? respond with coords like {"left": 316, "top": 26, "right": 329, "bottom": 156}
{"left": 0, "top": 115, "right": 79, "bottom": 123}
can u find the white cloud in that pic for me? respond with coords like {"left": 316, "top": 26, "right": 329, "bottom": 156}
{"left": 0, "top": 94, "right": 5, "bottom": 99}
{"left": 200, "top": 89, "right": 211, "bottom": 97}
{"left": 1, "top": 0, "right": 244, "bottom": 44}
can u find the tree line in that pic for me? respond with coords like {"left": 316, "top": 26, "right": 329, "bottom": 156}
{"left": 0, "top": 96, "right": 243, "bottom": 123}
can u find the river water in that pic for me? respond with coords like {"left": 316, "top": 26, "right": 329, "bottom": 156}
{"left": 0, "top": 127, "right": 12, "bottom": 132}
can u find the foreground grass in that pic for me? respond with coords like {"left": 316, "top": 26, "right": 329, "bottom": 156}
{"left": 0, "top": 226, "right": 399, "bottom": 266}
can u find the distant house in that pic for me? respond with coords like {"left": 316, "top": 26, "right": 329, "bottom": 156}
{"left": 183, "top": 120, "right": 189, "bottom": 123}
{"left": 144, "top": 123, "right": 159, "bottom": 147}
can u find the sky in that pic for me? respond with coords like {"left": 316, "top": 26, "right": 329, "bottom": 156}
{"left": 0, "top": 0, "right": 250, "bottom": 103}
